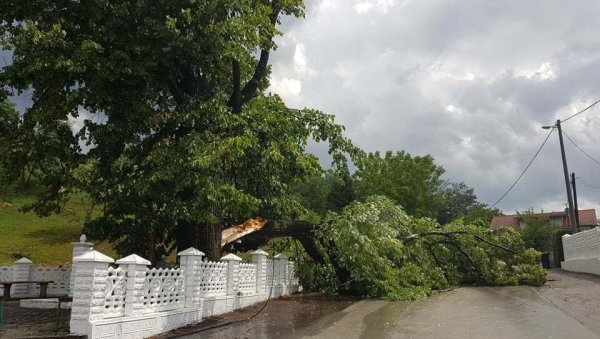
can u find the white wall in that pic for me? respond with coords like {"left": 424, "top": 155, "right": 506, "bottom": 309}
{"left": 561, "top": 227, "right": 600, "bottom": 274}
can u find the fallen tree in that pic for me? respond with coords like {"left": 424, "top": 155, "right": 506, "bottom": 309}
{"left": 222, "top": 196, "right": 546, "bottom": 300}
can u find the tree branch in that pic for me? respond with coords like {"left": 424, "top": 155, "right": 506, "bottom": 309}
{"left": 431, "top": 240, "right": 479, "bottom": 273}
{"left": 402, "top": 231, "right": 517, "bottom": 253}
{"left": 230, "top": 59, "right": 242, "bottom": 113}
{"left": 237, "top": 1, "right": 282, "bottom": 105}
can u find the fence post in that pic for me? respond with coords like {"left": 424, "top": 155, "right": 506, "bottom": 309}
{"left": 70, "top": 250, "right": 114, "bottom": 337}
{"left": 274, "top": 253, "right": 288, "bottom": 289}
{"left": 69, "top": 234, "right": 94, "bottom": 297}
{"left": 220, "top": 254, "right": 242, "bottom": 296}
{"left": 115, "top": 254, "right": 150, "bottom": 317}
{"left": 251, "top": 249, "right": 268, "bottom": 294}
{"left": 12, "top": 257, "right": 32, "bottom": 297}
{"left": 178, "top": 247, "right": 204, "bottom": 309}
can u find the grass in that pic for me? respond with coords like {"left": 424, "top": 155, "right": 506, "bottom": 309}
{"left": 0, "top": 187, "right": 116, "bottom": 266}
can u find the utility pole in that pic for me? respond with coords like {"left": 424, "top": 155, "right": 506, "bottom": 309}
{"left": 543, "top": 119, "right": 578, "bottom": 233}
{"left": 571, "top": 172, "right": 580, "bottom": 228}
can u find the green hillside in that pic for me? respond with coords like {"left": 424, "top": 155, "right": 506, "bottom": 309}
{"left": 0, "top": 190, "right": 115, "bottom": 266}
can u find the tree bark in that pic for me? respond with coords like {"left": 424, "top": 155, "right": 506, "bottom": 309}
{"left": 176, "top": 220, "right": 197, "bottom": 253}
{"left": 230, "top": 59, "right": 242, "bottom": 113}
{"left": 198, "top": 222, "right": 223, "bottom": 260}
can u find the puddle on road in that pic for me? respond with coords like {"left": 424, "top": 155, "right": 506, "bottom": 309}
{"left": 174, "top": 294, "right": 357, "bottom": 339}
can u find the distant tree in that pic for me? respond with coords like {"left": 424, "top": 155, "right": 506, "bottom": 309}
{"left": 325, "top": 163, "right": 355, "bottom": 213}
{"left": 462, "top": 204, "right": 502, "bottom": 227}
{"left": 0, "top": 100, "right": 20, "bottom": 198}
{"left": 353, "top": 151, "right": 444, "bottom": 218}
{"left": 292, "top": 164, "right": 355, "bottom": 219}
{"left": 291, "top": 174, "right": 331, "bottom": 218}
{"left": 520, "top": 213, "right": 559, "bottom": 252}
{"left": 436, "top": 181, "right": 478, "bottom": 224}
{"left": 0, "top": 99, "right": 74, "bottom": 201}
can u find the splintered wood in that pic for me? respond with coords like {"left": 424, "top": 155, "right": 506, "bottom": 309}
{"left": 221, "top": 217, "right": 268, "bottom": 247}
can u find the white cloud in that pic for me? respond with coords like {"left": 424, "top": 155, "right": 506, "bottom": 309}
{"left": 514, "top": 62, "right": 558, "bottom": 80}
{"left": 354, "top": 2, "right": 373, "bottom": 14}
{"left": 353, "top": 0, "right": 398, "bottom": 15}
{"left": 270, "top": 76, "right": 303, "bottom": 102}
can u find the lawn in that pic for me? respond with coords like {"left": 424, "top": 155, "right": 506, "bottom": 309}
{"left": 0, "top": 189, "right": 115, "bottom": 266}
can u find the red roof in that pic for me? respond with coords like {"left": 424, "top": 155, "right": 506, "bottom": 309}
{"left": 570, "top": 209, "right": 598, "bottom": 227}
{"left": 490, "top": 209, "right": 598, "bottom": 230}
{"left": 490, "top": 215, "right": 520, "bottom": 230}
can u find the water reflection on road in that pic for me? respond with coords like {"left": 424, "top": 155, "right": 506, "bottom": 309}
{"left": 178, "top": 285, "right": 600, "bottom": 339}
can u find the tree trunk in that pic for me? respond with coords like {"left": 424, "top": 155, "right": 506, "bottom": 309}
{"left": 147, "top": 230, "right": 157, "bottom": 265}
{"left": 198, "top": 222, "right": 223, "bottom": 260}
{"left": 176, "top": 221, "right": 197, "bottom": 252}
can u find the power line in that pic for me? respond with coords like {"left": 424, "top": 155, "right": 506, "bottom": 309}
{"left": 562, "top": 129, "right": 600, "bottom": 169}
{"left": 576, "top": 176, "right": 600, "bottom": 190}
{"left": 561, "top": 98, "right": 600, "bottom": 123}
{"left": 489, "top": 127, "right": 555, "bottom": 208}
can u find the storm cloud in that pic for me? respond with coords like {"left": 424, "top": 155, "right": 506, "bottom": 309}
{"left": 268, "top": 0, "right": 600, "bottom": 214}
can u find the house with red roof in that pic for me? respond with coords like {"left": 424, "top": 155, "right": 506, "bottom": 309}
{"left": 490, "top": 209, "right": 598, "bottom": 231}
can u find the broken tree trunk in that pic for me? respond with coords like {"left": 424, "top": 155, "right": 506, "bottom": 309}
{"left": 221, "top": 218, "right": 326, "bottom": 264}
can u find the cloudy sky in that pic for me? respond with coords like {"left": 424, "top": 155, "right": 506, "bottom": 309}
{"left": 268, "top": 0, "right": 600, "bottom": 214}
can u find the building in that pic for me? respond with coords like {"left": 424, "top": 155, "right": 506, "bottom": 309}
{"left": 490, "top": 209, "right": 598, "bottom": 231}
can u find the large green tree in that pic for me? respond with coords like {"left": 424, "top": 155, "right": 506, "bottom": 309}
{"left": 353, "top": 151, "right": 445, "bottom": 218}
{"left": 0, "top": 0, "right": 355, "bottom": 261}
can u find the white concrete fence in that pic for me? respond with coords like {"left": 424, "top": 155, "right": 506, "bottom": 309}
{"left": 0, "top": 236, "right": 93, "bottom": 298}
{"left": 69, "top": 248, "right": 300, "bottom": 339}
{"left": 0, "top": 258, "right": 71, "bottom": 297}
{"left": 561, "top": 227, "right": 600, "bottom": 274}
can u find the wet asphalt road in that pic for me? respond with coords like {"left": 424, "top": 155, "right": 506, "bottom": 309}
{"left": 293, "top": 286, "right": 598, "bottom": 339}
{"left": 179, "top": 271, "right": 600, "bottom": 339}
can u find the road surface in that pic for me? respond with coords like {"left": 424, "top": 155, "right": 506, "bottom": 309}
{"left": 174, "top": 270, "right": 600, "bottom": 339}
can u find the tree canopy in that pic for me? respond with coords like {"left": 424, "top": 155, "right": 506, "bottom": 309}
{"left": 353, "top": 151, "right": 445, "bottom": 218}
{"left": 0, "top": 0, "right": 355, "bottom": 260}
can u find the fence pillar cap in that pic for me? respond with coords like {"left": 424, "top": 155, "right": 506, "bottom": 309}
{"left": 274, "top": 253, "right": 288, "bottom": 260}
{"left": 14, "top": 257, "right": 33, "bottom": 264}
{"left": 177, "top": 247, "right": 205, "bottom": 256}
{"left": 251, "top": 249, "right": 268, "bottom": 256}
{"left": 71, "top": 234, "right": 93, "bottom": 246}
{"left": 562, "top": 234, "right": 572, "bottom": 238}
{"left": 220, "top": 253, "right": 242, "bottom": 261}
{"left": 116, "top": 254, "right": 151, "bottom": 265}
{"left": 73, "top": 250, "right": 114, "bottom": 263}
